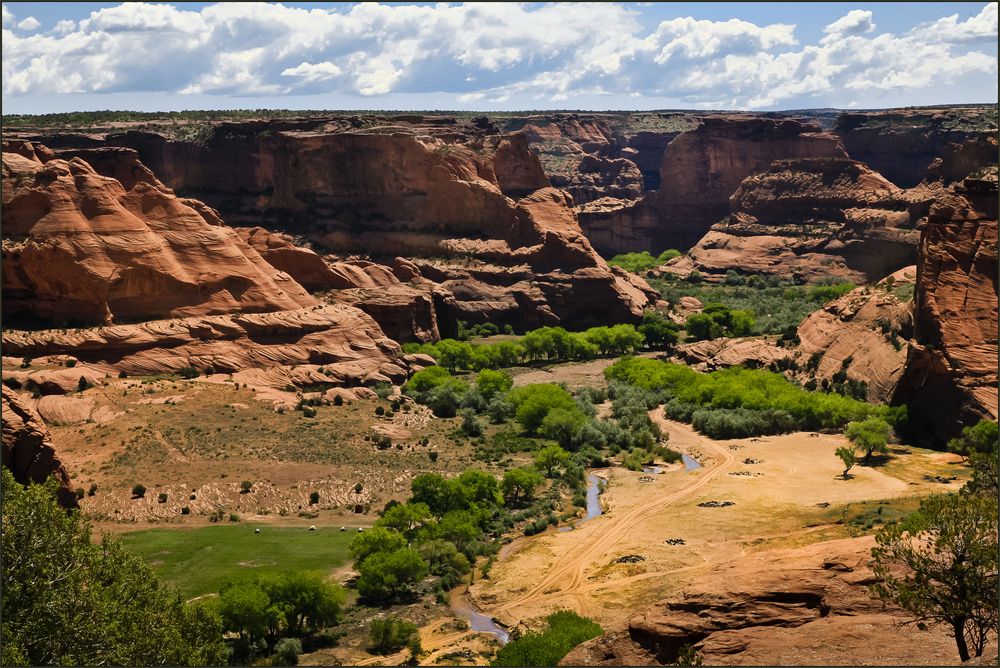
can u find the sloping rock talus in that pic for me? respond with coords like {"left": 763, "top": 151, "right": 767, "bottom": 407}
{"left": 1, "top": 142, "right": 315, "bottom": 328}
{"left": 579, "top": 116, "right": 848, "bottom": 255}
{"left": 2, "top": 304, "right": 408, "bottom": 385}
{"left": 678, "top": 158, "right": 930, "bottom": 283}
{"left": 562, "top": 537, "right": 960, "bottom": 666}
{"left": 894, "top": 169, "right": 999, "bottom": 445}
{"left": 1, "top": 387, "right": 77, "bottom": 508}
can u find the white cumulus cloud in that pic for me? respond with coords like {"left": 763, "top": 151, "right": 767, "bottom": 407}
{"left": 0, "top": 2, "right": 996, "bottom": 109}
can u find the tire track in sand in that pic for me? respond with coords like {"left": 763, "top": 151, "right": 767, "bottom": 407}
{"left": 483, "top": 414, "right": 737, "bottom": 622}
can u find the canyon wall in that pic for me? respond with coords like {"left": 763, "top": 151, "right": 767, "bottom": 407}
{"left": 1, "top": 140, "right": 315, "bottom": 327}
{"left": 834, "top": 108, "right": 998, "bottom": 188}
{"left": 97, "top": 117, "right": 655, "bottom": 330}
{"left": 578, "top": 116, "right": 848, "bottom": 255}
{"left": 893, "top": 168, "right": 999, "bottom": 444}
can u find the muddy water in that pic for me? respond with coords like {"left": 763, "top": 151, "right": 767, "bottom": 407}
{"left": 682, "top": 453, "right": 702, "bottom": 471}
{"left": 450, "top": 586, "right": 510, "bottom": 644}
{"left": 451, "top": 474, "right": 605, "bottom": 643}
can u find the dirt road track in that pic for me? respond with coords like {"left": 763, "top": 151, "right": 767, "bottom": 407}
{"left": 482, "top": 414, "right": 737, "bottom": 623}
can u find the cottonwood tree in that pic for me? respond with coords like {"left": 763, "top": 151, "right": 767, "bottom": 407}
{"left": 835, "top": 445, "right": 857, "bottom": 478}
{"left": 844, "top": 417, "right": 892, "bottom": 463}
{"left": 870, "top": 493, "right": 998, "bottom": 662}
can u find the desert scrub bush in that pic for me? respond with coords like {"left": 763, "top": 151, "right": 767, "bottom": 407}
{"left": 492, "top": 610, "right": 603, "bottom": 666}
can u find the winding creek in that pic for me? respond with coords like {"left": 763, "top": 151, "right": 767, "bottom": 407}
{"left": 449, "top": 458, "right": 700, "bottom": 644}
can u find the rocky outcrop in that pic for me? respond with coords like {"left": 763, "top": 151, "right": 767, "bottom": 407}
{"left": 677, "top": 158, "right": 929, "bottom": 284}
{"left": 1, "top": 143, "right": 316, "bottom": 327}
{"left": 894, "top": 170, "right": 999, "bottom": 445}
{"left": 797, "top": 269, "right": 915, "bottom": 403}
{"left": 672, "top": 269, "right": 915, "bottom": 404}
{"left": 1, "top": 304, "right": 408, "bottom": 385}
{"left": 102, "top": 117, "right": 654, "bottom": 329}
{"left": 1, "top": 387, "right": 77, "bottom": 508}
{"left": 563, "top": 537, "right": 960, "bottom": 666}
{"left": 579, "top": 116, "right": 848, "bottom": 255}
{"left": 834, "top": 107, "right": 998, "bottom": 188}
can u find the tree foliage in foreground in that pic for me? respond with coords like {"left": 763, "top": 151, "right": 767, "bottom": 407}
{"left": 870, "top": 492, "right": 998, "bottom": 662}
{"left": 1, "top": 469, "right": 227, "bottom": 667}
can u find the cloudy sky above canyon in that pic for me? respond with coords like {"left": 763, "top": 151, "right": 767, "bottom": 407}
{"left": 2, "top": 1, "right": 997, "bottom": 113}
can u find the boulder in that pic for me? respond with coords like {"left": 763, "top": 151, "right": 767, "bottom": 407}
{"left": 1, "top": 387, "right": 77, "bottom": 508}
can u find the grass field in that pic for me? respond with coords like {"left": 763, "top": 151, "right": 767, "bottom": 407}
{"left": 118, "top": 525, "right": 354, "bottom": 598}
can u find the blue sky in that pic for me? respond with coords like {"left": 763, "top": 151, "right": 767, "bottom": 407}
{"left": 2, "top": 2, "right": 997, "bottom": 114}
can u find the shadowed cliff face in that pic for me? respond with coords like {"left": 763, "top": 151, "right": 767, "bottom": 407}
{"left": 834, "top": 108, "right": 998, "bottom": 188}
{"left": 893, "top": 169, "right": 999, "bottom": 445}
{"left": 578, "top": 116, "right": 848, "bottom": 255}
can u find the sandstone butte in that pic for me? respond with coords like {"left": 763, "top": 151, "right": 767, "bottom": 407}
{"left": 1, "top": 386, "right": 78, "bottom": 509}
{"left": 80, "top": 115, "right": 658, "bottom": 332}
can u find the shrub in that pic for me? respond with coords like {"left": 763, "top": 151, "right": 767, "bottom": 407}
{"left": 131, "top": 484, "right": 146, "bottom": 499}
{"left": 157, "top": 493, "right": 168, "bottom": 504}
{"left": 476, "top": 369, "right": 513, "bottom": 401}
{"left": 271, "top": 638, "right": 302, "bottom": 666}
{"left": 507, "top": 384, "right": 577, "bottom": 434}
{"left": 367, "top": 617, "right": 420, "bottom": 654}
{"left": 333, "top": 395, "right": 344, "bottom": 406}
{"left": 229, "top": 513, "right": 240, "bottom": 523}
{"left": 460, "top": 410, "right": 484, "bottom": 437}
{"left": 87, "top": 483, "right": 98, "bottom": 497}
{"left": 492, "top": 610, "right": 602, "bottom": 666}
{"left": 309, "top": 491, "right": 320, "bottom": 505}
{"left": 178, "top": 367, "right": 199, "bottom": 379}
{"left": 181, "top": 506, "right": 191, "bottom": 515}
{"left": 240, "top": 481, "right": 253, "bottom": 494}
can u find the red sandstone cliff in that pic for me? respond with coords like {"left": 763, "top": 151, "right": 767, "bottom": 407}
{"left": 102, "top": 117, "right": 655, "bottom": 329}
{"left": 893, "top": 168, "right": 999, "bottom": 444}
{"left": 1, "top": 142, "right": 316, "bottom": 327}
{"left": 579, "top": 116, "right": 848, "bottom": 255}
{"left": 1, "top": 386, "right": 77, "bottom": 508}
{"left": 676, "top": 158, "right": 930, "bottom": 283}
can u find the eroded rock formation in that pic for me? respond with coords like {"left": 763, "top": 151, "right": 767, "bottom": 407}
{"left": 894, "top": 169, "right": 999, "bottom": 444}
{"left": 675, "top": 158, "right": 930, "bottom": 283}
{"left": 98, "top": 117, "right": 655, "bottom": 329}
{"left": 579, "top": 116, "right": 848, "bottom": 255}
{"left": 1, "top": 142, "right": 315, "bottom": 327}
{"left": 1, "top": 386, "right": 77, "bottom": 508}
{"left": 2, "top": 304, "right": 408, "bottom": 385}
{"left": 835, "top": 107, "right": 998, "bottom": 188}
{"left": 563, "top": 537, "right": 960, "bottom": 666}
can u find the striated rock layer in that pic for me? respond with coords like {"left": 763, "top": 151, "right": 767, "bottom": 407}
{"left": 1, "top": 387, "right": 77, "bottom": 508}
{"left": 2, "top": 304, "right": 408, "bottom": 385}
{"left": 1, "top": 142, "right": 315, "bottom": 327}
{"left": 579, "top": 116, "right": 848, "bottom": 255}
{"left": 675, "top": 158, "right": 930, "bottom": 284}
{"left": 99, "top": 117, "right": 655, "bottom": 329}
{"left": 894, "top": 170, "right": 999, "bottom": 444}
{"left": 563, "top": 537, "right": 961, "bottom": 666}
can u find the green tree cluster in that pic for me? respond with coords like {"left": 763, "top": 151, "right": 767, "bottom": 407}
{"left": 685, "top": 302, "right": 755, "bottom": 341}
{"left": 607, "top": 249, "right": 680, "bottom": 273}
{"left": 606, "top": 357, "right": 902, "bottom": 438}
{"left": 492, "top": 610, "right": 603, "bottom": 666}
{"left": 1, "top": 470, "right": 227, "bottom": 667}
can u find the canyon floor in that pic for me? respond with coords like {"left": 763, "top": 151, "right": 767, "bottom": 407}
{"left": 49, "top": 359, "right": 969, "bottom": 666}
